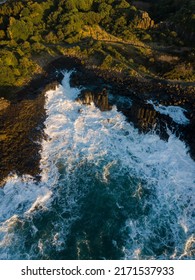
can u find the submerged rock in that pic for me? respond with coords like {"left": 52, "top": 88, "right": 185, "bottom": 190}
{"left": 76, "top": 88, "right": 112, "bottom": 111}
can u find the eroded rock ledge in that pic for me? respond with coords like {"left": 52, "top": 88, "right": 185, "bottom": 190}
{"left": 0, "top": 81, "right": 59, "bottom": 186}
{"left": 76, "top": 89, "right": 112, "bottom": 111}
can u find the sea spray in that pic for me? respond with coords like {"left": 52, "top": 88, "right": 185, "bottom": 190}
{"left": 147, "top": 100, "right": 190, "bottom": 125}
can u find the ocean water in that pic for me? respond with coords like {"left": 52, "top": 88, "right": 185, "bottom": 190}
{"left": 147, "top": 100, "right": 190, "bottom": 125}
{"left": 0, "top": 71, "right": 194, "bottom": 260}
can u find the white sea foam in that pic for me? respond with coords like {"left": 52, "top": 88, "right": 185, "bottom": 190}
{"left": 147, "top": 100, "right": 190, "bottom": 125}
{"left": 0, "top": 174, "right": 50, "bottom": 222}
{"left": 0, "top": 71, "right": 194, "bottom": 259}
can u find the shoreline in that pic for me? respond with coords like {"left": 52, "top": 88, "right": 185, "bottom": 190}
{"left": 0, "top": 55, "right": 195, "bottom": 185}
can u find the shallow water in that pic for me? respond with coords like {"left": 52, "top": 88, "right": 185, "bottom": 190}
{"left": 0, "top": 71, "right": 194, "bottom": 260}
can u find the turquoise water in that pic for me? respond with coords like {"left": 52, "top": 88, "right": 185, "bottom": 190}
{"left": 0, "top": 72, "right": 194, "bottom": 260}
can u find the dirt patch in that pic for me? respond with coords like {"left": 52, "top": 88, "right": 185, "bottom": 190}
{"left": 157, "top": 54, "right": 179, "bottom": 63}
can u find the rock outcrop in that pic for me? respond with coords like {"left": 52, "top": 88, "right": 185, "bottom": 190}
{"left": 76, "top": 89, "right": 112, "bottom": 111}
{"left": 137, "top": 11, "right": 154, "bottom": 29}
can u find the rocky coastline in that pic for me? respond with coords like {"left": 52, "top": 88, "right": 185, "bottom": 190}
{"left": 0, "top": 56, "right": 194, "bottom": 185}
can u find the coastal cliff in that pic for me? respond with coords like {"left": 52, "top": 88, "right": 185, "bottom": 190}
{"left": 0, "top": 0, "right": 194, "bottom": 184}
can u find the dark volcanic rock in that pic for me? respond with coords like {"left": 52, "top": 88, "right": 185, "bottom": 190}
{"left": 0, "top": 80, "right": 61, "bottom": 185}
{"left": 76, "top": 88, "right": 112, "bottom": 111}
{"left": 121, "top": 101, "right": 177, "bottom": 142}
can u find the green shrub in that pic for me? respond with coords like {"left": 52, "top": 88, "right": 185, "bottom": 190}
{"left": 101, "top": 54, "right": 113, "bottom": 69}
{"left": 142, "top": 33, "right": 152, "bottom": 41}
{"left": 8, "top": 18, "right": 33, "bottom": 42}
{"left": 0, "top": 29, "right": 5, "bottom": 39}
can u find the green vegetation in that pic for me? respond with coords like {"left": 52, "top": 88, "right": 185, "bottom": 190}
{"left": 0, "top": 0, "right": 194, "bottom": 88}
